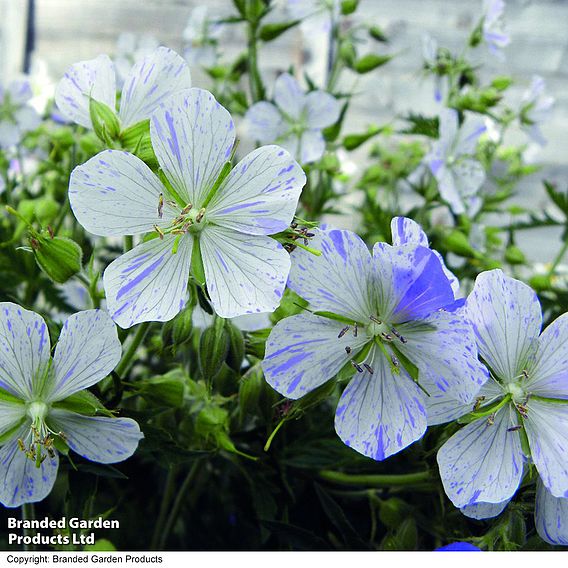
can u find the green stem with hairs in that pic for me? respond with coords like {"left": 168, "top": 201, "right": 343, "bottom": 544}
{"left": 115, "top": 322, "right": 151, "bottom": 379}
{"left": 21, "top": 503, "right": 35, "bottom": 551}
{"left": 318, "top": 469, "right": 432, "bottom": 487}
{"left": 150, "top": 466, "right": 178, "bottom": 550}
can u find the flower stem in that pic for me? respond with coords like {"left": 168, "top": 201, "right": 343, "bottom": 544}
{"left": 150, "top": 465, "right": 178, "bottom": 550}
{"left": 318, "top": 469, "right": 432, "bottom": 487}
{"left": 547, "top": 240, "right": 568, "bottom": 277}
{"left": 115, "top": 322, "right": 151, "bottom": 379}
{"left": 124, "top": 235, "right": 134, "bottom": 252}
{"left": 158, "top": 459, "right": 201, "bottom": 550}
{"left": 247, "top": 23, "right": 264, "bottom": 103}
{"left": 21, "top": 503, "right": 35, "bottom": 551}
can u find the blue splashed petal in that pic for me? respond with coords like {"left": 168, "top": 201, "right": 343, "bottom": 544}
{"left": 104, "top": 235, "right": 193, "bottom": 329}
{"left": 535, "top": 478, "right": 568, "bottom": 546}
{"left": 263, "top": 313, "right": 368, "bottom": 400}
{"left": 48, "top": 409, "right": 143, "bottom": 465}
{"left": 335, "top": 346, "right": 428, "bottom": 461}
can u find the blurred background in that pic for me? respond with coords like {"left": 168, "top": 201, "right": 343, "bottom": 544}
{"left": 1, "top": 0, "right": 567, "bottom": 260}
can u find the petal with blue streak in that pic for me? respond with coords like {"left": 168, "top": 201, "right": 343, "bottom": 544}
{"left": 0, "top": 303, "right": 50, "bottom": 399}
{"left": 526, "top": 313, "right": 568, "bottom": 399}
{"left": 524, "top": 399, "right": 568, "bottom": 498}
{"left": 437, "top": 405, "right": 524, "bottom": 508}
{"left": 54, "top": 54, "right": 116, "bottom": 129}
{"left": 207, "top": 145, "right": 305, "bottom": 235}
{"left": 46, "top": 310, "right": 121, "bottom": 402}
{"left": 150, "top": 88, "right": 234, "bottom": 207}
{"left": 289, "top": 228, "right": 374, "bottom": 323}
{"left": 335, "top": 346, "right": 428, "bottom": 461}
{"left": 397, "top": 310, "right": 489, "bottom": 404}
{"left": 461, "top": 499, "right": 510, "bottom": 520}
{"left": 0, "top": 424, "right": 59, "bottom": 508}
{"left": 274, "top": 73, "right": 304, "bottom": 120}
{"left": 373, "top": 243, "right": 455, "bottom": 322}
{"left": 119, "top": 47, "right": 191, "bottom": 128}
{"left": 263, "top": 313, "right": 368, "bottom": 399}
{"left": 390, "top": 216, "right": 459, "bottom": 295}
{"left": 200, "top": 225, "right": 289, "bottom": 319}
{"left": 49, "top": 410, "right": 143, "bottom": 464}
{"left": 535, "top": 479, "right": 568, "bottom": 546}
{"left": 465, "top": 269, "right": 542, "bottom": 384}
{"left": 245, "top": 102, "right": 286, "bottom": 144}
{"left": 104, "top": 235, "right": 192, "bottom": 329}
{"left": 69, "top": 149, "right": 177, "bottom": 237}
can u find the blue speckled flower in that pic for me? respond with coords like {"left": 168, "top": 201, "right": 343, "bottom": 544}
{"left": 0, "top": 304, "right": 142, "bottom": 508}
{"left": 262, "top": 220, "right": 488, "bottom": 460}
{"left": 437, "top": 269, "right": 568, "bottom": 546}
{"left": 520, "top": 75, "right": 555, "bottom": 146}
{"left": 245, "top": 73, "right": 340, "bottom": 164}
{"left": 69, "top": 88, "right": 306, "bottom": 327}
{"left": 0, "top": 79, "right": 41, "bottom": 149}
{"left": 426, "top": 108, "right": 486, "bottom": 216}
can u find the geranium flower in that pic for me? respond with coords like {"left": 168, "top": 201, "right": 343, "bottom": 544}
{"left": 69, "top": 88, "right": 306, "bottom": 327}
{"left": 436, "top": 269, "right": 568, "bottom": 546}
{"left": 262, "top": 222, "right": 488, "bottom": 460}
{"left": 245, "top": 73, "right": 340, "bottom": 164}
{"left": 0, "top": 304, "right": 142, "bottom": 507}
{"left": 520, "top": 75, "right": 555, "bottom": 146}
{"left": 0, "top": 79, "right": 41, "bottom": 149}
{"left": 54, "top": 46, "right": 191, "bottom": 131}
{"left": 426, "top": 108, "right": 486, "bottom": 216}
{"left": 482, "top": 0, "right": 510, "bottom": 58}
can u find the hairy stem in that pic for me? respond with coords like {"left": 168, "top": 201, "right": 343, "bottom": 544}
{"left": 318, "top": 469, "right": 432, "bottom": 487}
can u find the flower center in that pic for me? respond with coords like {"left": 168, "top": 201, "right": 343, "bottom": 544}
{"left": 19, "top": 401, "right": 65, "bottom": 465}
{"left": 365, "top": 315, "right": 407, "bottom": 344}
{"left": 506, "top": 381, "right": 526, "bottom": 404}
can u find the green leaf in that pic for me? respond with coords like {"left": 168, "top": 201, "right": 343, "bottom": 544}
{"left": 343, "top": 124, "right": 385, "bottom": 150}
{"left": 259, "top": 20, "right": 300, "bottom": 41}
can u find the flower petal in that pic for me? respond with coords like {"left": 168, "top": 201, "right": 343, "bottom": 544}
{"left": 263, "top": 313, "right": 368, "bottom": 399}
{"left": 207, "top": 145, "right": 305, "bottom": 235}
{"left": 245, "top": 102, "right": 286, "bottom": 143}
{"left": 460, "top": 499, "right": 510, "bottom": 520}
{"left": 0, "top": 398, "right": 25, "bottom": 437}
{"left": 55, "top": 54, "right": 116, "bottom": 129}
{"left": 69, "top": 149, "right": 177, "bottom": 237}
{"left": 0, "top": 303, "right": 50, "bottom": 399}
{"left": 335, "top": 346, "right": 428, "bottom": 460}
{"left": 288, "top": 228, "right": 374, "bottom": 323}
{"left": 437, "top": 405, "right": 524, "bottom": 508}
{"left": 465, "top": 269, "right": 542, "bottom": 382}
{"left": 0, "top": 427, "right": 59, "bottom": 508}
{"left": 397, "top": 310, "right": 489, "bottom": 404}
{"left": 49, "top": 409, "right": 142, "bottom": 464}
{"left": 299, "top": 130, "right": 326, "bottom": 163}
{"left": 390, "top": 216, "right": 459, "bottom": 295}
{"left": 526, "top": 313, "right": 568, "bottom": 398}
{"left": 46, "top": 310, "right": 121, "bottom": 402}
{"left": 200, "top": 225, "right": 289, "bottom": 318}
{"left": 104, "top": 235, "right": 192, "bottom": 329}
{"left": 535, "top": 479, "right": 568, "bottom": 546}
{"left": 150, "top": 88, "right": 235, "bottom": 206}
{"left": 274, "top": 73, "right": 304, "bottom": 120}
{"left": 119, "top": 47, "right": 191, "bottom": 128}
{"left": 426, "top": 378, "right": 502, "bottom": 426}
{"left": 373, "top": 243, "right": 455, "bottom": 322}
{"left": 304, "top": 90, "right": 340, "bottom": 129}
{"left": 524, "top": 398, "right": 568, "bottom": 498}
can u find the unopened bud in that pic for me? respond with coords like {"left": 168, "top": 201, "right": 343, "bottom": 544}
{"left": 33, "top": 233, "right": 83, "bottom": 283}
{"left": 198, "top": 316, "right": 229, "bottom": 381}
{"left": 89, "top": 98, "right": 120, "bottom": 144}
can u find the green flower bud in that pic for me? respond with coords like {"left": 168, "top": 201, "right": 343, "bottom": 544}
{"left": 162, "top": 304, "right": 194, "bottom": 350}
{"left": 119, "top": 119, "right": 158, "bottom": 167}
{"left": 442, "top": 230, "right": 478, "bottom": 258}
{"left": 225, "top": 320, "right": 245, "bottom": 372}
{"left": 198, "top": 316, "right": 229, "bottom": 381}
{"left": 137, "top": 370, "right": 187, "bottom": 408}
{"left": 338, "top": 40, "right": 357, "bottom": 67}
{"left": 369, "top": 25, "right": 387, "bottom": 42}
{"left": 341, "top": 0, "right": 358, "bottom": 15}
{"left": 504, "top": 244, "right": 525, "bottom": 265}
{"left": 353, "top": 53, "right": 393, "bottom": 74}
{"left": 491, "top": 76, "right": 514, "bottom": 92}
{"left": 32, "top": 233, "right": 83, "bottom": 283}
{"left": 379, "top": 497, "right": 408, "bottom": 529}
{"left": 529, "top": 274, "right": 551, "bottom": 291}
{"left": 89, "top": 98, "right": 120, "bottom": 144}
{"left": 238, "top": 364, "right": 264, "bottom": 420}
